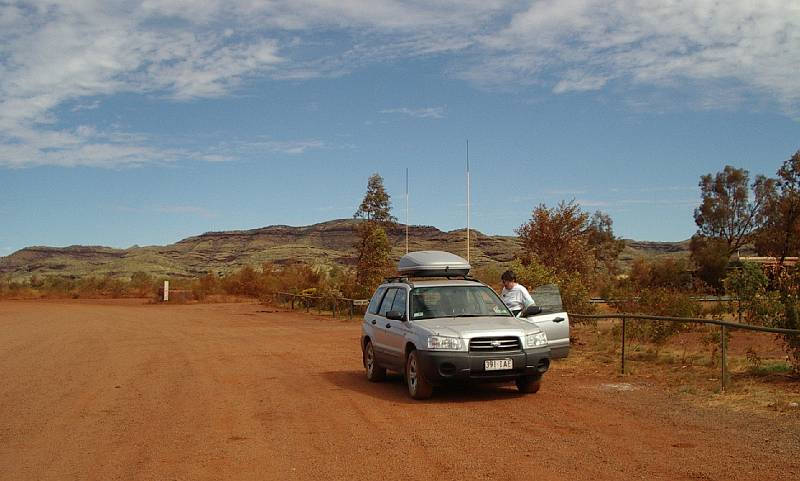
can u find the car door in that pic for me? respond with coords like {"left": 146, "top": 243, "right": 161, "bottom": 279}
{"left": 372, "top": 288, "right": 398, "bottom": 364}
{"left": 383, "top": 287, "right": 409, "bottom": 366}
{"left": 364, "top": 287, "right": 388, "bottom": 357}
{"left": 524, "top": 284, "right": 570, "bottom": 359}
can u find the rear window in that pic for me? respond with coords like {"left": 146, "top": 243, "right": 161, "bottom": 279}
{"left": 391, "top": 289, "right": 407, "bottom": 318}
{"left": 378, "top": 289, "right": 398, "bottom": 317}
{"left": 367, "top": 287, "right": 387, "bottom": 314}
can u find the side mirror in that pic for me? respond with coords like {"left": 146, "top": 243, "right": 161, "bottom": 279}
{"left": 521, "top": 305, "right": 542, "bottom": 317}
{"left": 386, "top": 310, "right": 405, "bottom": 321}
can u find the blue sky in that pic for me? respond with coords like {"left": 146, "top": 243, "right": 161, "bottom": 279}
{"left": 1, "top": 1, "right": 799, "bottom": 256}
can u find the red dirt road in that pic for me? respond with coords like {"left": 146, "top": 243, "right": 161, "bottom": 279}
{"left": 1, "top": 300, "right": 798, "bottom": 481}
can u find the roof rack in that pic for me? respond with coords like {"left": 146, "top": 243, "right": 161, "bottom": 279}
{"left": 382, "top": 275, "right": 485, "bottom": 289}
{"left": 383, "top": 276, "right": 413, "bottom": 286}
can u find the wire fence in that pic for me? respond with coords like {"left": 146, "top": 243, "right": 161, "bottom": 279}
{"left": 268, "top": 291, "right": 370, "bottom": 320}
{"left": 589, "top": 296, "right": 735, "bottom": 304}
{"left": 569, "top": 312, "right": 800, "bottom": 391}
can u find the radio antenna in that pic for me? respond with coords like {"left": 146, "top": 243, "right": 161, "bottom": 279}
{"left": 405, "top": 167, "right": 409, "bottom": 254}
{"left": 466, "top": 139, "right": 470, "bottom": 263}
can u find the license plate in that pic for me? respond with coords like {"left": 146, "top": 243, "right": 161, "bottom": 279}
{"left": 484, "top": 359, "right": 513, "bottom": 371}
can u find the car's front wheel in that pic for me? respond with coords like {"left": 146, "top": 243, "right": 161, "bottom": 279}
{"left": 406, "top": 350, "right": 433, "bottom": 400}
{"left": 364, "top": 340, "right": 386, "bottom": 382}
{"left": 515, "top": 374, "right": 542, "bottom": 394}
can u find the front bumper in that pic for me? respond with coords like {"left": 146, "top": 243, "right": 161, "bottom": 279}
{"left": 415, "top": 347, "right": 550, "bottom": 384}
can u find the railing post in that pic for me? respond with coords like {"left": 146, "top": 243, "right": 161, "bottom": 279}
{"left": 721, "top": 324, "right": 727, "bottom": 392}
{"left": 291, "top": 296, "right": 294, "bottom": 310}
{"left": 621, "top": 314, "right": 627, "bottom": 375}
{"left": 332, "top": 300, "right": 336, "bottom": 318}
{"left": 349, "top": 300, "right": 353, "bottom": 320}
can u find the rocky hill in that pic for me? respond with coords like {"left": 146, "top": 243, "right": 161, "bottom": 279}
{"left": 0, "top": 219, "right": 690, "bottom": 281}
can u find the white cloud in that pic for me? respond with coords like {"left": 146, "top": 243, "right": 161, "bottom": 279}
{"left": 71, "top": 100, "right": 101, "bottom": 112}
{"left": 553, "top": 71, "right": 609, "bottom": 94}
{"left": 258, "top": 140, "right": 325, "bottom": 155}
{"left": 0, "top": 1, "right": 494, "bottom": 168}
{"left": 216, "top": 138, "right": 327, "bottom": 156}
{"left": 0, "top": 2, "right": 287, "bottom": 168}
{"left": 380, "top": 107, "right": 446, "bottom": 119}
{"left": 1, "top": 1, "right": 798, "bottom": 168}
{"left": 465, "top": 0, "right": 800, "bottom": 112}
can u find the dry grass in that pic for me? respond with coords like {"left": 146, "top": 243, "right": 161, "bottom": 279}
{"left": 567, "top": 321, "right": 800, "bottom": 417}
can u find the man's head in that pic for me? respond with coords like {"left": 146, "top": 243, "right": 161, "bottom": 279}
{"left": 501, "top": 270, "right": 516, "bottom": 288}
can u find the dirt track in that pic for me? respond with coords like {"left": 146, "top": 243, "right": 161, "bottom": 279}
{"left": 1, "top": 300, "right": 798, "bottom": 481}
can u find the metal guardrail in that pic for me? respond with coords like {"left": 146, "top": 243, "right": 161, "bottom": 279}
{"left": 590, "top": 296, "right": 735, "bottom": 304}
{"left": 569, "top": 312, "right": 800, "bottom": 391}
{"left": 270, "top": 291, "right": 369, "bottom": 320}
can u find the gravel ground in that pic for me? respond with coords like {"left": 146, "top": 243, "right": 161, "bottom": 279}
{"left": 0, "top": 300, "right": 798, "bottom": 481}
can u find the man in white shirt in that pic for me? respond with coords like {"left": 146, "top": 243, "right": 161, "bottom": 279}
{"left": 500, "top": 270, "right": 535, "bottom": 316}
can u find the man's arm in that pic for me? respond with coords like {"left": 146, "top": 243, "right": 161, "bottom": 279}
{"left": 520, "top": 285, "right": 535, "bottom": 308}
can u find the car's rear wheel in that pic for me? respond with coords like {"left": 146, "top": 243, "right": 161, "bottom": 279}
{"left": 406, "top": 350, "right": 433, "bottom": 399}
{"left": 516, "top": 375, "right": 542, "bottom": 394}
{"left": 364, "top": 341, "right": 386, "bottom": 382}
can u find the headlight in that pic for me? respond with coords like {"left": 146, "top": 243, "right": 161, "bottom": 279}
{"left": 525, "top": 331, "right": 548, "bottom": 348}
{"left": 427, "top": 335, "right": 464, "bottom": 351}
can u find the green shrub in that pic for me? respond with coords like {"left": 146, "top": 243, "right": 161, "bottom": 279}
{"left": 620, "top": 288, "right": 700, "bottom": 350}
{"left": 509, "top": 259, "right": 595, "bottom": 315}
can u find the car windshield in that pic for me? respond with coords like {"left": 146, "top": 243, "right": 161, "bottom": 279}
{"left": 410, "top": 285, "right": 513, "bottom": 320}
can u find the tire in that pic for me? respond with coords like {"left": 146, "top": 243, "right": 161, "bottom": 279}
{"left": 405, "top": 350, "right": 433, "bottom": 399}
{"left": 516, "top": 375, "right": 542, "bottom": 394}
{"left": 364, "top": 341, "right": 386, "bottom": 382}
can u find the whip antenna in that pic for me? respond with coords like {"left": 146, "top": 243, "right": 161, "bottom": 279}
{"left": 466, "top": 139, "right": 470, "bottom": 263}
{"left": 405, "top": 167, "right": 409, "bottom": 254}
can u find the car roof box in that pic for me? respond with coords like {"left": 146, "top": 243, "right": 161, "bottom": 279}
{"left": 397, "top": 251, "right": 471, "bottom": 277}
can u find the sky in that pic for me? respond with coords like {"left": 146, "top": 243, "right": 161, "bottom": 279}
{"left": 1, "top": 0, "right": 800, "bottom": 256}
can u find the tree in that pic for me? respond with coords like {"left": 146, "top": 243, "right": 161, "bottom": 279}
{"left": 354, "top": 173, "right": 395, "bottom": 296}
{"left": 694, "top": 165, "right": 769, "bottom": 255}
{"left": 516, "top": 201, "right": 623, "bottom": 277}
{"left": 629, "top": 257, "right": 693, "bottom": 290}
{"left": 755, "top": 151, "right": 800, "bottom": 265}
{"left": 354, "top": 173, "right": 396, "bottom": 224}
{"left": 689, "top": 235, "right": 730, "bottom": 292}
{"left": 517, "top": 201, "right": 592, "bottom": 277}
{"left": 724, "top": 261, "right": 769, "bottom": 323}
{"left": 515, "top": 201, "right": 622, "bottom": 315}
{"left": 354, "top": 226, "right": 392, "bottom": 296}
{"left": 587, "top": 211, "right": 626, "bottom": 274}
{"left": 770, "top": 266, "right": 800, "bottom": 374}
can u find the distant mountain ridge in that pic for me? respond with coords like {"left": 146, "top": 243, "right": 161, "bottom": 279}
{"left": 0, "top": 219, "right": 690, "bottom": 281}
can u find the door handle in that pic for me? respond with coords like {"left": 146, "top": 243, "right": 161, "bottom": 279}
{"left": 371, "top": 320, "right": 376, "bottom": 325}
{"left": 553, "top": 317, "right": 565, "bottom": 323}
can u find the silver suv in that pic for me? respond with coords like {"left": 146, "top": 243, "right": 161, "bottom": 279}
{"left": 361, "top": 251, "right": 562, "bottom": 400}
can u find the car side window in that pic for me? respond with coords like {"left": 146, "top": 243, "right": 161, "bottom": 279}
{"left": 367, "top": 287, "right": 387, "bottom": 315}
{"left": 378, "top": 288, "right": 397, "bottom": 317}
{"left": 390, "top": 288, "right": 407, "bottom": 319}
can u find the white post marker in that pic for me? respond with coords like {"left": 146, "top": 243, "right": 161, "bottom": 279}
{"left": 163, "top": 280, "right": 169, "bottom": 302}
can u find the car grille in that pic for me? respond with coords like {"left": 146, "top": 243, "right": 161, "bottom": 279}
{"left": 469, "top": 336, "right": 521, "bottom": 352}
